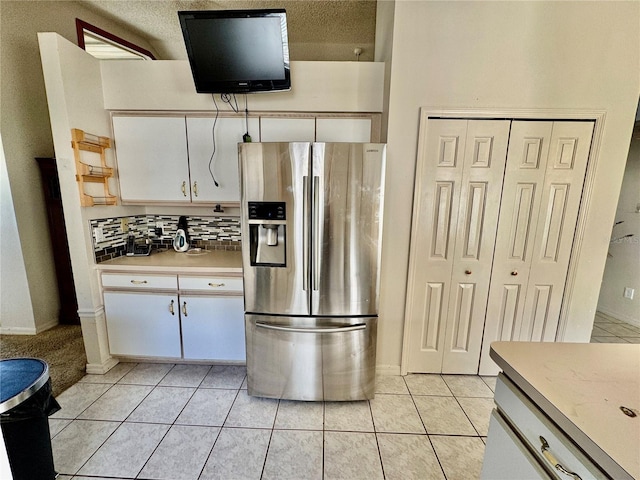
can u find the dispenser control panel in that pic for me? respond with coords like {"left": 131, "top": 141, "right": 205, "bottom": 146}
{"left": 248, "top": 202, "right": 286, "bottom": 221}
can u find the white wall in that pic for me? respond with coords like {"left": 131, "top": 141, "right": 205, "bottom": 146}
{"left": 597, "top": 124, "right": 640, "bottom": 326}
{"left": 0, "top": 134, "right": 36, "bottom": 333}
{"left": 38, "top": 32, "right": 141, "bottom": 372}
{"left": 101, "top": 61, "right": 384, "bottom": 112}
{"left": 377, "top": 1, "right": 640, "bottom": 369}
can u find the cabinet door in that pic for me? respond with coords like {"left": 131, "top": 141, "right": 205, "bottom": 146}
{"left": 112, "top": 116, "right": 190, "bottom": 203}
{"left": 186, "top": 116, "right": 260, "bottom": 202}
{"left": 181, "top": 295, "right": 245, "bottom": 361}
{"left": 404, "top": 118, "right": 510, "bottom": 374}
{"left": 260, "top": 117, "right": 315, "bottom": 142}
{"left": 479, "top": 121, "right": 593, "bottom": 375}
{"left": 316, "top": 117, "right": 372, "bottom": 142}
{"left": 482, "top": 410, "right": 551, "bottom": 479}
{"left": 104, "top": 291, "right": 181, "bottom": 358}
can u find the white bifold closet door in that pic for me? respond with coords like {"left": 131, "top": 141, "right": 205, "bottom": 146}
{"left": 403, "top": 117, "right": 594, "bottom": 375}
{"left": 478, "top": 121, "right": 593, "bottom": 375}
{"left": 403, "top": 119, "right": 511, "bottom": 374}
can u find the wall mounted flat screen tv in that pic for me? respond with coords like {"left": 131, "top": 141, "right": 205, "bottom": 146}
{"left": 178, "top": 9, "right": 290, "bottom": 94}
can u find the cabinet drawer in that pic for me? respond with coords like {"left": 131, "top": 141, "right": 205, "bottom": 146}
{"left": 495, "top": 374, "right": 607, "bottom": 480}
{"left": 178, "top": 275, "right": 243, "bottom": 293}
{"left": 102, "top": 273, "right": 177, "bottom": 290}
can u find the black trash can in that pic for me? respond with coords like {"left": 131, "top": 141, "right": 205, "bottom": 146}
{"left": 0, "top": 358, "right": 61, "bottom": 480}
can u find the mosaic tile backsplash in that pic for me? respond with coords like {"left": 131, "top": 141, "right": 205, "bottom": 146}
{"left": 90, "top": 215, "right": 241, "bottom": 263}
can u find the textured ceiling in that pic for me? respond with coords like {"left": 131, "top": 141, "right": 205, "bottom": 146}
{"left": 78, "top": 0, "right": 377, "bottom": 61}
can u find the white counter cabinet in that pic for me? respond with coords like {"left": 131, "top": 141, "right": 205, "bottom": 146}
{"left": 101, "top": 270, "right": 245, "bottom": 362}
{"left": 103, "top": 290, "right": 182, "bottom": 358}
{"left": 178, "top": 274, "right": 245, "bottom": 361}
{"left": 482, "top": 342, "right": 640, "bottom": 480}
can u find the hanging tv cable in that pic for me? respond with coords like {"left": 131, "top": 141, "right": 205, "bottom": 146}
{"left": 209, "top": 94, "right": 220, "bottom": 187}
{"left": 243, "top": 94, "right": 252, "bottom": 142}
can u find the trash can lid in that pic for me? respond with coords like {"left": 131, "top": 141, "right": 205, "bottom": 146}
{"left": 0, "top": 358, "right": 50, "bottom": 414}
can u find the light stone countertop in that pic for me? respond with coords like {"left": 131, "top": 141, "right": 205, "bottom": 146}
{"left": 95, "top": 249, "right": 243, "bottom": 274}
{"left": 490, "top": 341, "right": 640, "bottom": 480}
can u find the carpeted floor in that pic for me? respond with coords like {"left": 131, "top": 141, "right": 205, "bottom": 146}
{"left": 0, "top": 325, "right": 87, "bottom": 396}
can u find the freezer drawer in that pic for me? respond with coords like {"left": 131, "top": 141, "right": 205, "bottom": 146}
{"left": 245, "top": 314, "right": 377, "bottom": 401}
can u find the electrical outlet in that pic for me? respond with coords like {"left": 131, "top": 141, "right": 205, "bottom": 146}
{"left": 121, "top": 218, "right": 129, "bottom": 233}
{"left": 623, "top": 287, "right": 635, "bottom": 300}
{"left": 93, "top": 227, "right": 104, "bottom": 243}
{"left": 155, "top": 221, "right": 164, "bottom": 235}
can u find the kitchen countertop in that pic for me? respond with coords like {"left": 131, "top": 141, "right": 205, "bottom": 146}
{"left": 96, "top": 249, "right": 243, "bottom": 273}
{"left": 490, "top": 341, "right": 640, "bottom": 480}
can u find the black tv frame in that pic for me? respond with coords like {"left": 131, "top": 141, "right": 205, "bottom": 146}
{"left": 178, "top": 9, "right": 291, "bottom": 94}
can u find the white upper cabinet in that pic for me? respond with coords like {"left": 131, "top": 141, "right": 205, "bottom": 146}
{"left": 260, "top": 117, "right": 316, "bottom": 142}
{"left": 113, "top": 114, "right": 259, "bottom": 204}
{"left": 316, "top": 117, "right": 372, "bottom": 142}
{"left": 113, "top": 115, "right": 190, "bottom": 203}
{"left": 113, "top": 113, "right": 377, "bottom": 205}
{"left": 260, "top": 116, "right": 374, "bottom": 143}
{"left": 186, "top": 116, "right": 260, "bottom": 203}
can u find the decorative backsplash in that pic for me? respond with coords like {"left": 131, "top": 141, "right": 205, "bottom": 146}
{"left": 90, "top": 214, "right": 241, "bottom": 263}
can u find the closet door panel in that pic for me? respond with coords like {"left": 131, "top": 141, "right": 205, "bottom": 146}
{"left": 479, "top": 121, "right": 553, "bottom": 375}
{"left": 404, "top": 119, "right": 467, "bottom": 372}
{"left": 442, "top": 120, "right": 511, "bottom": 374}
{"left": 521, "top": 121, "right": 593, "bottom": 342}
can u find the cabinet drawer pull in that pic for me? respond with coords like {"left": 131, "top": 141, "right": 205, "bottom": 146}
{"left": 539, "top": 436, "right": 582, "bottom": 480}
{"left": 193, "top": 181, "right": 198, "bottom": 197}
{"left": 182, "top": 301, "right": 188, "bottom": 317}
{"left": 208, "top": 282, "right": 225, "bottom": 288}
{"left": 465, "top": 270, "right": 472, "bottom": 275}
{"left": 169, "top": 299, "right": 175, "bottom": 315}
{"left": 181, "top": 181, "right": 187, "bottom": 197}
{"left": 511, "top": 270, "right": 518, "bottom": 276}
{"left": 130, "top": 280, "right": 148, "bottom": 285}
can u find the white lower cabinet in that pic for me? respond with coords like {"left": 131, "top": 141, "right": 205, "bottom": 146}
{"left": 181, "top": 295, "right": 245, "bottom": 361}
{"left": 103, "top": 291, "right": 182, "bottom": 358}
{"left": 482, "top": 374, "right": 608, "bottom": 480}
{"left": 102, "top": 272, "right": 245, "bottom": 361}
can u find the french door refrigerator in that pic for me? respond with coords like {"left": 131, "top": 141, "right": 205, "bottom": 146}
{"left": 239, "top": 142, "right": 386, "bottom": 401}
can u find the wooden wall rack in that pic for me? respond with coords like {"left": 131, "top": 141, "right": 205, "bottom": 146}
{"left": 71, "top": 128, "right": 117, "bottom": 206}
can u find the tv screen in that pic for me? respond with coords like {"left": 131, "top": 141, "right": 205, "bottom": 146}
{"left": 178, "top": 9, "right": 290, "bottom": 94}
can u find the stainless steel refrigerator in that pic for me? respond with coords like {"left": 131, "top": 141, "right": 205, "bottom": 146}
{"left": 239, "top": 142, "right": 386, "bottom": 401}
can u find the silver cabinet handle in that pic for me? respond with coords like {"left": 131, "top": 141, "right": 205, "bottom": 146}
{"left": 181, "top": 181, "right": 187, "bottom": 197}
{"left": 182, "top": 301, "right": 188, "bottom": 317}
{"left": 302, "top": 175, "right": 309, "bottom": 292}
{"left": 539, "top": 436, "right": 582, "bottom": 480}
{"left": 256, "top": 322, "right": 366, "bottom": 334}
{"left": 208, "top": 282, "right": 225, "bottom": 288}
{"left": 169, "top": 299, "right": 175, "bottom": 315}
{"left": 312, "top": 175, "right": 321, "bottom": 291}
{"left": 193, "top": 181, "right": 198, "bottom": 197}
{"left": 130, "top": 280, "right": 148, "bottom": 285}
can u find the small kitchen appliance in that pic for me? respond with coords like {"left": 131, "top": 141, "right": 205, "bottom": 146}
{"left": 173, "top": 216, "right": 190, "bottom": 252}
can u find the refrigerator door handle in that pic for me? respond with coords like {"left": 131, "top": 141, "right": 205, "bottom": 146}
{"left": 255, "top": 322, "right": 366, "bottom": 334}
{"left": 312, "top": 175, "right": 321, "bottom": 291}
{"left": 303, "top": 175, "right": 310, "bottom": 291}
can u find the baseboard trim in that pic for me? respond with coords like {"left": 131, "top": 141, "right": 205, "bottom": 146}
{"left": 86, "top": 356, "right": 119, "bottom": 375}
{"left": 0, "top": 326, "right": 37, "bottom": 335}
{"left": 596, "top": 306, "right": 640, "bottom": 328}
{"left": 36, "top": 318, "right": 59, "bottom": 334}
{"left": 376, "top": 364, "right": 401, "bottom": 376}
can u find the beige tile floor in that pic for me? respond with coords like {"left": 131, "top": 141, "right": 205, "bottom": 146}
{"left": 590, "top": 311, "right": 640, "bottom": 344}
{"left": 50, "top": 364, "right": 496, "bottom": 480}
{"left": 48, "top": 312, "right": 638, "bottom": 480}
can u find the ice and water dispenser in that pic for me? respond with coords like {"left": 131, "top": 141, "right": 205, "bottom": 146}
{"left": 248, "top": 202, "right": 286, "bottom": 267}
